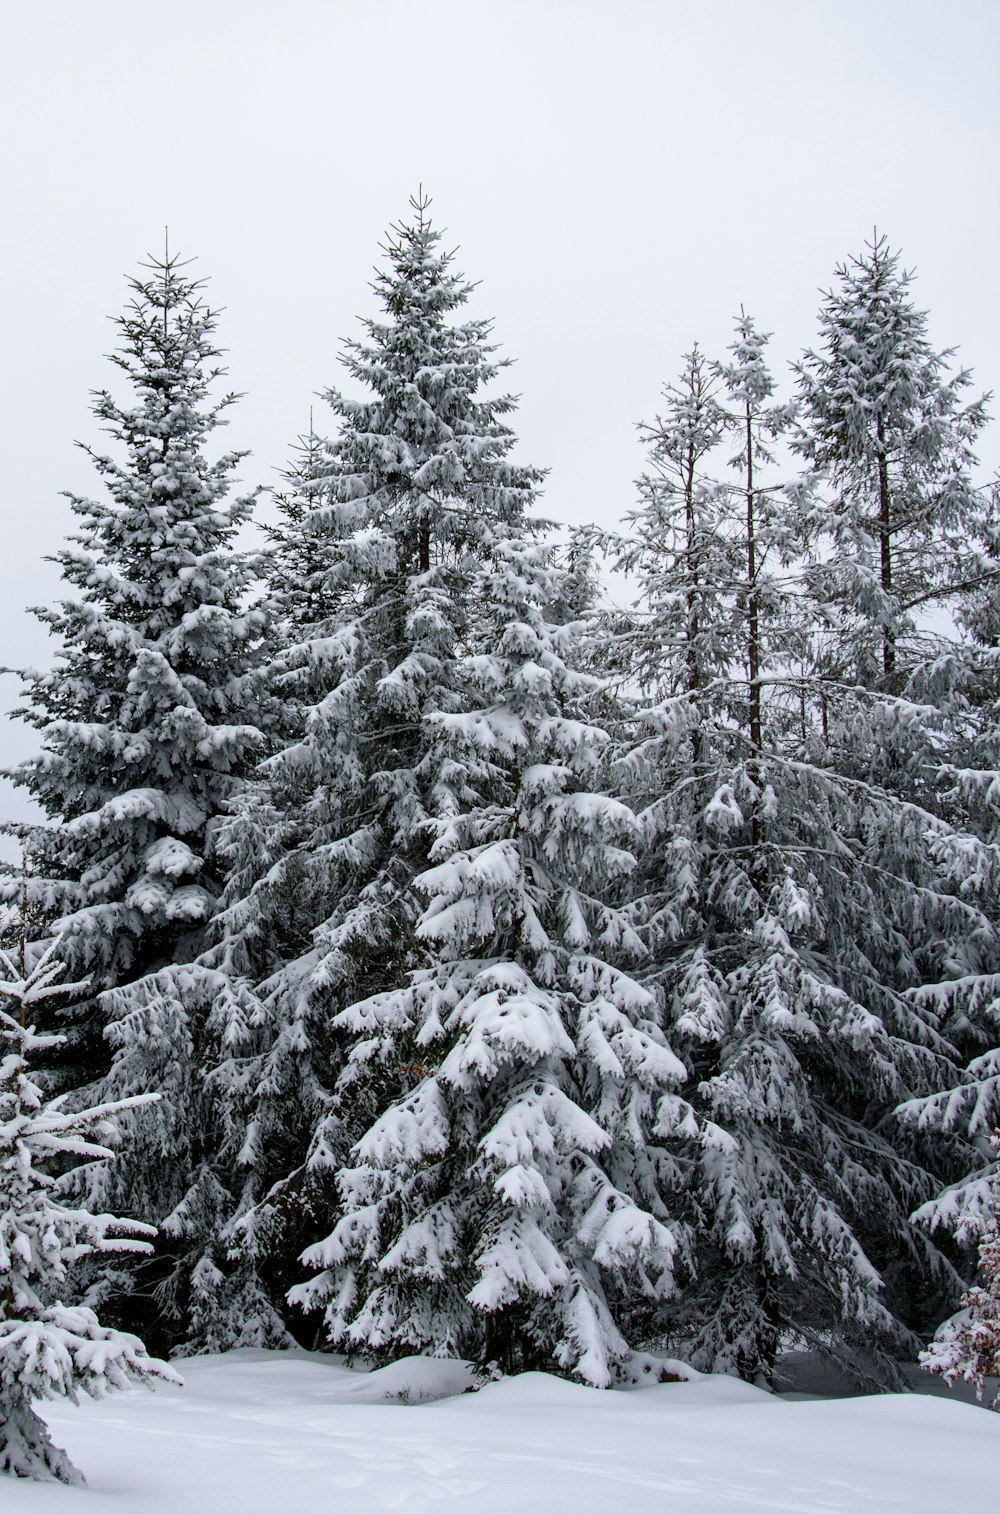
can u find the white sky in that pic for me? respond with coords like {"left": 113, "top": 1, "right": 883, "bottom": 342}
{"left": 1, "top": 0, "right": 998, "bottom": 837}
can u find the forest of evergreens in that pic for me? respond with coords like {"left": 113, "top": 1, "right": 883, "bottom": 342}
{"left": 3, "top": 194, "right": 1000, "bottom": 1479}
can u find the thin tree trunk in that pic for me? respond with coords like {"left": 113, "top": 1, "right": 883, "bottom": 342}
{"left": 876, "top": 418, "right": 895, "bottom": 682}
{"left": 685, "top": 435, "right": 702, "bottom": 772}
{"left": 745, "top": 398, "right": 762, "bottom": 870}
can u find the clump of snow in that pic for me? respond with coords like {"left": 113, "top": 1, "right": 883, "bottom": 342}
{"left": 327, "top": 1354, "right": 478, "bottom": 1403}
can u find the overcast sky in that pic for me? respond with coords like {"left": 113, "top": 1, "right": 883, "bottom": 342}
{"left": 2, "top": 0, "right": 998, "bottom": 838}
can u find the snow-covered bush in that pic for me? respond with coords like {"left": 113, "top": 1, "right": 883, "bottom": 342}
{"left": 920, "top": 1129, "right": 1000, "bottom": 1407}
{"left": 0, "top": 939, "right": 178, "bottom": 1483}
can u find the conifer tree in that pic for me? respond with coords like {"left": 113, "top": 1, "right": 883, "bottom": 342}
{"left": 793, "top": 238, "right": 1000, "bottom": 1309}
{"left": 196, "top": 193, "right": 547, "bottom": 1345}
{"left": 794, "top": 232, "right": 987, "bottom": 689}
{"left": 205, "top": 197, "right": 688, "bottom": 1377}
{"left": 2, "top": 253, "right": 276, "bottom": 1351}
{"left": 5, "top": 251, "right": 268, "bottom": 1071}
{"left": 0, "top": 938, "right": 177, "bottom": 1484}
{"left": 262, "top": 418, "right": 335, "bottom": 642}
{"left": 291, "top": 536, "right": 687, "bottom": 1383}
{"left": 609, "top": 319, "right": 975, "bottom": 1387}
{"left": 95, "top": 421, "right": 345, "bottom": 1351}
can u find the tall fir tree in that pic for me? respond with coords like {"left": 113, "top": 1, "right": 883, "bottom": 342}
{"left": 787, "top": 236, "right": 999, "bottom": 1369}
{"left": 5, "top": 251, "right": 268, "bottom": 1046}
{"left": 793, "top": 237, "right": 1000, "bottom": 1314}
{"left": 197, "top": 195, "right": 688, "bottom": 1378}
{"left": 3, "top": 253, "right": 274, "bottom": 1351}
{"left": 794, "top": 232, "right": 988, "bottom": 690}
{"left": 607, "top": 318, "right": 978, "bottom": 1387}
{"left": 291, "top": 535, "right": 687, "bottom": 1383}
{"left": 181, "top": 193, "right": 547, "bottom": 1347}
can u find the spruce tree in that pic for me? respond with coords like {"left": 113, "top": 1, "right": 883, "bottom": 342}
{"left": 195, "top": 192, "right": 546, "bottom": 1345}
{"left": 291, "top": 536, "right": 687, "bottom": 1383}
{"left": 5, "top": 251, "right": 268, "bottom": 1058}
{"left": 793, "top": 237, "right": 1000, "bottom": 1316}
{"left": 794, "top": 232, "right": 987, "bottom": 689}
{"left": 608, "top": 319, "right": 976, "bottom": 1387}
{"left": 73, "top": 419, "right": 348, "bottom": 1359}
{"left": 262, "top": 417, "right": 336, "bottom": 642}
{"left": 3, "top": 253, "right": 274, "bottom": 1351}
{"left": 206, "top": 197, "right": 687, "bottom": 1378}
{"left": 0, "top": 939, "right": 177, "bottom": 1484}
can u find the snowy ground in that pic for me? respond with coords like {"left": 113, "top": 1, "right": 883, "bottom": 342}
{"left": 7, "top": 1349, "right": 999, "bottom": 1513}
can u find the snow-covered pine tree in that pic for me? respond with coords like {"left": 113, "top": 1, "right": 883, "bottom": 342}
{"left": 794, "top": 232, "right": 988, "bottom": 691}
{"left": 196, "top": 192, "right": 549, "bottom": 1344}
{"left": 792, "top": 237, "right": 1000, "bottom": 1334}
{"left": 1, "top": 252, "right": 277, "bottom": 1352}
{"left": 920, "top": 1129, "right": 1000, "bottom": 1406}
{"left": 0, "top": 938, "right": 178, "bottom": 1484}
{"left": 608, "top": 319, "right": 971, "bottom": 1387}
{"left": 290, "top": 535, "right": 688, "bottom": 1384}
{"left": 4, "top": 250, "right": 268, "bottom": 1076}
{"left": 790, "top": 235, "right": 993, "bottom": 981}
{"left": 262, "top": 417, "right": 336, "bottom": 643}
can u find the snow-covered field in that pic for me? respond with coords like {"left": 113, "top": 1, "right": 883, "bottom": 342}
{"left": 5, "top": 1350, "right": 999, "bottom": 1513}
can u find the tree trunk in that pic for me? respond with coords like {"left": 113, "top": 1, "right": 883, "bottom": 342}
{"left": 876, "top": 418, "right": 895, "bottom": 682}
{"left": 685, "top": 437, "right": 703, "bottom": 772}
{"left": 745, "top": 398, "right": 763, "bottom": 884}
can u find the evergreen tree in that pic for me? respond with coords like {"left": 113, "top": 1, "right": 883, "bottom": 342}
{"left": 195, "top": 192, "right": 547, "bottom": 1346}
{"left": 5, "top": 251, "right": 268, "bottom": 1070}
{"left": 291, "top": 536, "right": 687, "bottom": 1383}
{"left": 0, "top": 939, "right": 177, "bottom": 1484}
{"left": 74, "top": 418, "right": 350, "bottom": 1358}
{"left": 793, "top": 236, "right": 1000, "bottom": 1319}
{"left": 794, "top": 232, "right": 987, "bottom": 689}
{"left": 262, "top": 416, "right": 336, "bottom": 642}
{"left": 608, "top": 319, "right": 974, "bottom": 1387}
{"left": 2, "top": 252, "right": 275, "bottom": 1351}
